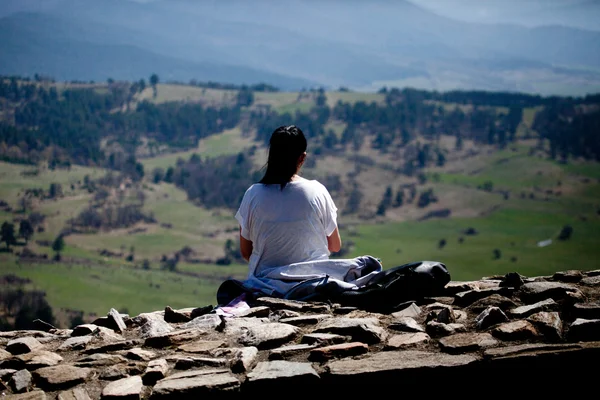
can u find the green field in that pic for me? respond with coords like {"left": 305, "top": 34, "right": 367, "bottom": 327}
{"left": 1, "top": 100, "right": 600, "bottom": 325}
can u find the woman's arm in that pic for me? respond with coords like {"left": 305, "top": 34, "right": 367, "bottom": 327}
{"left": 239, "top": 226, "right": 253, "bottom": 262}
{"left": 327, "top": 226, "right": 342, "bottom": 253}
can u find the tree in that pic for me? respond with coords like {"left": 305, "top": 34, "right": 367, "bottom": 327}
{"left": 19, "top": 220, "right": 34, "bottom": 244}
{"left": 52, "top": 235, "right": 65, "bottom": 260}
{"left": 150, "top": 74, "right": 159, "bottom": 98}
{"left": 376, "top": 186, "right": 393, "bottom": 216}
{"left": 1, "top": 222, "right": 16, "bottom": 250}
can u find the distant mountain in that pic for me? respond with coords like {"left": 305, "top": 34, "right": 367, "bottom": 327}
{"left": 1, "top": 0, "right": 600, "bottom": 95}
{"left": 0, "top": 12, "right": 317, "bottom": 89}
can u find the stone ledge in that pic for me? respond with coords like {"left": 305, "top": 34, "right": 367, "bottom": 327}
{"left": 1, "top": 269, "right": 599, "bottom": 398}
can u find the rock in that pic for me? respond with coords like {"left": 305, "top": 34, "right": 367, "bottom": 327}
{"left": 581, "top": 276, "right": 600, "bottom": 287}
{"left": 237, "top": 322, "right": 301, "bottom": 349}
{"left": 426, "top": 321, "right": 466, "bottom": 337}
{"left": 572, "top": 302, "right": 600, "bottom": 319}
{"left": 58, "top": 336, "right": 92, "bottom": 351}
{"left": 125, "top": 348, "right": 155, "bottom": 361}
{"left": 236, "top": 306, "right": 270, "bottom": 318}
{"left": 519, "top": 282, "right": 578, "bottom": 303}
{"left": 164, "top": 306, "right": 192, "bottom": 323}
{"left": 436, "top": 307, "right": 456, "bottom": 323}
{"left": 17, "top": 350, "right": 63, "bottom": 370}
{"left": 438, "top": 333, "right": 499, "bottom": 354}
{"left": 173, "top": 356, "right": 228, "bottom": 370}
{"left": 527, "top": 312, "right": 563, "bottom": 341}
{"left": 567, "top": 318, "right": 600, "bottom": 342}
{"left": 313, "top": 317, "right": 386, "bottom": 344}
{"left": 189, "top": 306, "right": 214, "bottom": 319}
{"left": 268, "top": 344, "right": 316, "bottom": 360}
{"left": 499, "top": 272, "right": 525, "bottom": 288}
{"left": 82, "top": 340, "right": 140, "bottom": 355}
{"left": 391, "top": 303, "right": 421, "bottom": 318}
{"left": 244, "top": 361, "right": 319, "bottom": 392}
{"left": 509, "top": 298, "right": 559, "bottom": 318}
{"left": 492, "top": 320, "right": 540, "bottom": 340}
{"left": 178, "top": 340, "right": 226, "bottom": 354}
{"left": 212, "top": 347, "right": 259, "bottom": 373}
{"left": 6, "top": 337, "right": 43, "bottom": 355}
{"left": 509, "top": 299, "right": 560, "bottom": 318}
{"left": 255, "top": 297, "right": 330, "bottom": 313}
{"left": 326, "top": 350, "right": 478, "bottom": 378}
{"left": 388, "top": 316, "right": 425, "bottom": 333}
{"left": 10, "top": 369, "right": 32, "bottom": 393}
{"left": 57, "top": 387, "right": 92, "bottom": 400}
{"left": 4, "top": 391, "right": 47, "bottom": 399}
{"left": 476, "top": 306, "right": 509, "bottom": 330}
{"left": 467, "top": 294, "right": 518, "bottom": 313}
{"left": 131, "top": 313, "right": 173, "bottom": 339}
{"left": 71, "top": 325, "right": 98, "bottom": 337}
{"left": 150, "top": 369, "right": 240, "bottom": 398}
{"left": 454, "top": 287, "right": 512, "bottom": 307}
{"left": 144, "top": 329, "right": 204, "bottom": 348}
{"left": 308, "top": 342, "right": 368, "bottom": 362}
{"left": 385, "top": 332, "right": 430, "bottom": 349}
{"left": 101, "top": 375, "right": 142, "bottom": 399}
{"left": 142, "top": 359, "right": 169, "bottom": 386}
{"left": 33, "top": 365, "right": 92, "bottom": 391}
{"left": 552, "top": 270, "right": 583, "bottom": 283}
{"left": 180, "top": 314, "right": 222, "bottom": 330}
{"left": 279, "top": 314, "right": 332, "bottom": 326}
{"left": 300, "top": 333, "right": 350, "bottom": 346}
{"left": 75, "top": 354, "right": 128, "bottom": 367}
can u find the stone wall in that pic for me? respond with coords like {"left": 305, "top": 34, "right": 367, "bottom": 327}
{"left": 1, "top": 269, "right": 599, "bottom": 399}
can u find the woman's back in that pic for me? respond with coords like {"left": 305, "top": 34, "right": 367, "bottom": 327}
{"left": 235, "top": 177, "right": 338, "bottom": 278}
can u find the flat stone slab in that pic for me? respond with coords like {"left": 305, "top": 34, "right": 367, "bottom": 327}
{"left": 7, "top": 337, "right": 43, "bottom": 355}
{"left": 492, "top": 320, "right": 540, "bottom": 340}
{"left": 269, "top": 344, "right": 317, "bottom": 360}
{"left": 101, "top": 375, "right": 142, "bottom": 399}
{"left": 509, "top": 298, "right": 558, "bottom": 318}
{"left": 17, "top": 350, "right": 63, "bottom": 370}
{"left": 308, "top": 342, "right": 368, "bottom": 361}
{"left": 327, "top": 350, "right": 478, "bottom": 377}
{"left": 483, "top": 343, "right": 584, "bottom": 359}
{"left": 245, "top": 360, "right": 320, "bottom": 387}
{"left": 385, "top": 332, "right": 430, "bottom": 349}
{"left": 150, "top": 370, "right": 240, "bottom": 398}
{"left": 519, "top": 282, "right": 578, "bottom": 303}
{"left": 58, "top": 336, "right": 92, "bottom": 351}
{"left": 567, "top": 318, "right": 600, "bottom": 342}
{"left": 279, "top": 314, "right": 332, "bottom": 326}
{"left": 313, "top": 317, "right": 386, "bottom": 344}
{"left": 300, "top": 333, "right": 350, "bottom": 346}
{"left": 57, "top": 387, "right": 92, "bottom": 400}
{"left": 5, "top": 390, "right": 47, "bottom": 399}
{"left": 389, "top": 317, "right": 424, "bottom": 333}
{"left": 144, "top": 329, "right": 205, "bottom": 348}
{"left": 178, "top": 340, "right": 226, "bottom": 354}
{"left": 391, "top": 303, "right": 422, "bottom": 318}
{"left": 237, "top": 322, "right": 301, "bottom": 350}
{"left": 33, "top": 365, "right": 92, "bottom": 391}
{"left": 527, "top": 312, "right": 563, "bottom": 341}
{"left": 439, "top": 333, "right": 499, "bottom": 354}
{"left": 467, "top": 294, "right": 517, "bottom": 313}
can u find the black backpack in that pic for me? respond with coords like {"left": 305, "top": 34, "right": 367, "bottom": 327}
{"left": 323, "top": 260, "right": 451, "bottom": 313}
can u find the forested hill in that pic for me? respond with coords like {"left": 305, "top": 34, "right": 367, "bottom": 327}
{"left": 0, "top": 73, "right": 597, "bottom": 228}
{"left": 1, "top": 75, "right": 599, "bottom": 191}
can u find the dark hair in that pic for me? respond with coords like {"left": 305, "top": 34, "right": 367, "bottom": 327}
{"left": 259, "top": 125, "right": 307, "bottom": 190}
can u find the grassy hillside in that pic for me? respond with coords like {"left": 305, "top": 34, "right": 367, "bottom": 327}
{"left": 1, "top": 84, "right": 599, "bottom": 327}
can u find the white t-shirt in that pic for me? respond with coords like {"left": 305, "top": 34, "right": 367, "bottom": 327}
{"left": 235, "top": 177, "right": 338, "bottom": 279}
